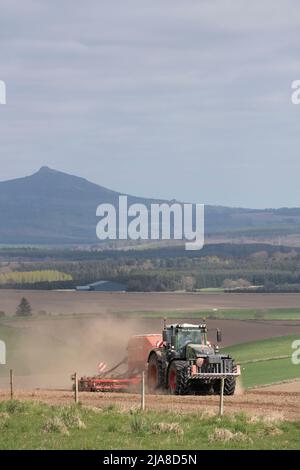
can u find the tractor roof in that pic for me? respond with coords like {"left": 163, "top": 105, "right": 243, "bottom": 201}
{"left": 167, "top": 323, "right": 207, "bottom": 329}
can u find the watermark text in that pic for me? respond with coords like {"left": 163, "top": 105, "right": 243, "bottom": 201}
{"left": 291, "top": 80, "right": 300, "bottom": 104}
{"left": 0, "top": 80, "right": 6, "bottom": 104}
{"left": 291, "top": 339, "right": 300, "bottom": 365}
{"left": 96, "top": 196, "right": 204, "bottom": 250}
{"left": 0, "top": 340, "right": 6, "bottom": 365}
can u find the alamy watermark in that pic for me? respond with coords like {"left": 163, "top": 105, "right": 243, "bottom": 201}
{"left": 291, "top": 80, "right": 300, "bottom": 104}
{"left": 0, "top": 80, "right": 6, "bottom": 104}
{"left": 291, "top": 340, "right": 300, "bottom": 365}
{"left": 0, "top": 340, "right": 6, "bottom": 365}
{"left": 96, "top": 196, "right": 204, "bottom": 250}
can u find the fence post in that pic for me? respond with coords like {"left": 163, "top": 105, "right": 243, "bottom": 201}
{"left": 10, "top": 369, "right": 14, "bottom": 400}
{"left": 219, "top": 377, "right": 224, "bottom": 416}
{"left": 74, "top": 372, "right": 79, "bottom": 404}
{"left": 141, "top": 371, "right": 145, "bottom": 411}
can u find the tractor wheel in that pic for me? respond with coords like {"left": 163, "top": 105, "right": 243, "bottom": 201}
{"left": 147, "top": 354, "right": 164, "bottom": 392}
{"left": 167, "top": 360, "right": 189, "bottom": 395}
{"left": 213, "top": 377, "right": 236, "bottom": 396}
{"left": 224, "top": 377, "right": 236, "bottom": 395}
{"left": 224, "top": 362, "right": 238, "bottom": 395}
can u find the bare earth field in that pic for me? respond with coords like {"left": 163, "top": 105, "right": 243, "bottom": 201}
{"left": 1, "top": 312, "right": 300, "bottom": 391}
{"left": 0, "top": 388, "right": 300, "bottom": 421}
{"left": 1, "top": 290, "right": 300, "bottom": 315}
{"left": 4, "top": 315, "right": 300, "bottom": 347}
{"left": 257, "top": 380, "right": 300, "bottom": 392}
{"left": 1, "top": 290, "right": 300, "bottom": 422}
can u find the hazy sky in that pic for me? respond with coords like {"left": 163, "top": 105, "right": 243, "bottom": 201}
{"left": 0, "top": 0, "right": 300, "bottom": 208}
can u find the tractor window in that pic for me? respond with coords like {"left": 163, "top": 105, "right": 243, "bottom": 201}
{"left": 176, "top": 329, "right": 206, "bottom": 350}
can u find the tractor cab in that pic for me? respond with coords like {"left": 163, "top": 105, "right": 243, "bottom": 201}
{"left": 163, "top": 323, "right": 208, "bottom": 351}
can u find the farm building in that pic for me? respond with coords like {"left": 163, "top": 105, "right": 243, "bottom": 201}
{"left": 76, "top": 280, "right": 127, "bottom": 292}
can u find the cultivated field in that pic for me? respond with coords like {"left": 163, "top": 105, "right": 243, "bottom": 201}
{"left": 1, "top": 290, "right": 300, "bottom": 316}
{"left": 1, "top": 316, "right": 300, "bottom": 387}
{"left": 0, "top": 290, "right": 300, "bottom": 450}
{"left": 1, "top": 387, "right": 300, "bottom": 420}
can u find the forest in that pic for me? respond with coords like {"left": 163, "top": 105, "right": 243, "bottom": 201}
{"left": 0, "top": 243, "right": 299, "bottom": 292}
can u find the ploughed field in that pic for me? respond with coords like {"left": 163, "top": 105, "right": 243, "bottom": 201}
{"left": 0, "top": 290, "right": 300, "bottom": 427}
{"left": 1, "top": 299, "right": 300, "bottom": 389}
{"left": 1, "top": 387, "right": 300, "bottom": 422}
{"left": 1, "top": 316, "right": 300, "bottom": 386}
{"left": 1, "top": 290, "right": 300, "bottom": 316}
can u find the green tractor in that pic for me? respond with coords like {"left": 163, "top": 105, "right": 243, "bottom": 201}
{"left": 147, "top": 322, "right": 240, "bottom": 395}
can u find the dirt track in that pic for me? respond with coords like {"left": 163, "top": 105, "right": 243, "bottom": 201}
{"left": 1, "top": 290, "right": 300, "bottom": 315}
{"left": 0, "top": 387, "right": 299, "bottom": 420}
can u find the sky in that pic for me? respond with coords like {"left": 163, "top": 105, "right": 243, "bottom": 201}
{"left": 0, "top": 0, "right": 300, "bottom": 208}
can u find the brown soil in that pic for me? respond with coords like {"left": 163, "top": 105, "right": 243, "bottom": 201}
{"left": 0, "top": 388, "right": 299, "bottom": 421}
{"left": 256, "top": 380, "right": 300, "bottom": 393}
{"left": 1, "top": 290, "right": 300, "bottom": 419}
{"left": 1, "top": 315, "right": 300, "bottom": 390}
{"left": 1, "top": 290, "right": 300, "bottom": 316}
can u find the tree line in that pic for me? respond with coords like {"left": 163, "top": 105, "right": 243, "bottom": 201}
{"left": 2, "top": 245, "right": 299, "bottom": 292}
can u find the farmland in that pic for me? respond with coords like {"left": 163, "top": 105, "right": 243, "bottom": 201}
{"left": 0, "top": 290, "right": 299, "bottom": 450}
{"left": 1, "top": 315, "right": 299, "bottom": 388}
{"left": 224, "top": 335, "right": 300, "bottom": 388}
{"left": 1, "top": 290, "right": 300, "bottom": 317}
{"left": 0, "top": 270, "right": 72, "bottom": 285}
{"left": 3, "top": 241, "right": 300, "bottom": 293}
{"left": 1, "top": 289, "right": 300, "bottom": 387}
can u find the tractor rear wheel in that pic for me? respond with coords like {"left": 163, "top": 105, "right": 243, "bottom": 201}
{"left": 167, "top": 360, "right": 189, "bottom": 395}
{"left": 148, "top": 354, "right": 164, "bottom": 392}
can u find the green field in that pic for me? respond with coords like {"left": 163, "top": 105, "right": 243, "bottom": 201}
{"left": 239, "top": 358, "right": 300, "bottom": 388}
{"left": 1, "top": 307, "right": 300, "bottom": 321}
{"left": 0, "top": 270, "right": 72, "bottom": 285}
{"left": 130, "top": 308, "right": 300, "bottom": 320}
{"left": 0, "top": 400, "right": 299, "bottom": 450}
{"left": 198, "top": 288, "right": 225, "bottom": 293}
{"left": 224, "top": 335, "right": 300, "bottom": 388}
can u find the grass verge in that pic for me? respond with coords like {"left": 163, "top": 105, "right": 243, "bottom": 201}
{"left": 128, "top": 308, "right": 300, "bottom": 320}
{"left": 0, "top": 400, "right": 299, "bottom": 450}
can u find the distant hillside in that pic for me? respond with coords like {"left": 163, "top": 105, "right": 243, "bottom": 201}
{"left": 0, "top": 166, "right": 299, "bottom": 244}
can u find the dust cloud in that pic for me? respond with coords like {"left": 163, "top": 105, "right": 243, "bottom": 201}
{"left": 0, "top": 316, "right": 160, "bottom": 390}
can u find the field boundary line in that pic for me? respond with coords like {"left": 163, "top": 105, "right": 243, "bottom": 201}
{"left": 249, "top": 378, "right": 300, "bottom": 390}
{"left": 240, "top": 355, "right": 290, "bottom": 364}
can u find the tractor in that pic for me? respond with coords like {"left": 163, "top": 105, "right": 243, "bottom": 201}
{"left": 147, "top": 322, "right": 240, "bottom": 395}
{"left": 78, "top": 321, "right": 240, "bottom": 395}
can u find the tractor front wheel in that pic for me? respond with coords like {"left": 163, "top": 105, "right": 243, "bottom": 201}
{"left": 167, "top": 361, "right": 189, "bottom": 395}
{"left": 213, "top": 377, "right": 236, "bottom": 396}
{"left": 223, "top": 377, "right": 236, "bottom": 395}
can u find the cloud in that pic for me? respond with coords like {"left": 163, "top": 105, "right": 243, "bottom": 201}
{"left": 0, "top": 0, "right": 300, "bottom": 207}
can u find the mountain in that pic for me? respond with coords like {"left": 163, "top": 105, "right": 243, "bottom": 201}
{"left": 0, "top": 166, "right": 165, "bottom": 244}
{"left": 0, "top": 166, "right": 299, "bottom": 245}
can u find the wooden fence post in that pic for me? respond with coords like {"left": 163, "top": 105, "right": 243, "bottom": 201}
{"left": 219, "top": 377, "right": 224, "bottom": 416}
{"left": 10, "top": 369, "right": 14, "bottom": 400}
{"left": 141, "top": 371, "right": 145, "bottom": 411}
{"left": 74, "top": 372, "right": 79, "bottom": 404}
